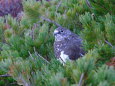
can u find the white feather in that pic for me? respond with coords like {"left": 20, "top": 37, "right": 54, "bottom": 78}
{"left": 58, "top": 51, "right": 69, "bottom": 65}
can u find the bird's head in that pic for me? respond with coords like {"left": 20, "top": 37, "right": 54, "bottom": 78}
{"left": 54, "top": 27, "right": 72, "bottom": 41}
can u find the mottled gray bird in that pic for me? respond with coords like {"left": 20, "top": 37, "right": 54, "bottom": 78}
{"left": 54, "top": 27, "right": 85, "bottom": 64}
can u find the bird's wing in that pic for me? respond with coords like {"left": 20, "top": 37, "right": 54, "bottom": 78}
{"left": 63, "top": 44, "right": 81, "bottom": 60}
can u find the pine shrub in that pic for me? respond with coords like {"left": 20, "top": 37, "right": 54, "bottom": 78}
{"left": 0, "top": 0, "right": 115, "bottom": 86}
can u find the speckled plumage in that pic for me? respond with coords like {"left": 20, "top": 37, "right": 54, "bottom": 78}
{"left": 54, "top": 27, "right": 85, "bottom": 63}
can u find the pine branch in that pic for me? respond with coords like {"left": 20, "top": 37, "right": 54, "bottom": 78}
{"left": 91, "top": 1, "right": 108, "bottom": 11}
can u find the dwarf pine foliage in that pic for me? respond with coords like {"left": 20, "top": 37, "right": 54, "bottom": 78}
{"left": 0, "top": 0, "right": 115, "bottom": 86}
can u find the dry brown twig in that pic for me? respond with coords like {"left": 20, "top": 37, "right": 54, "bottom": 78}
{"left": 56, "top": 0, "right": 62, "bottom": 12}
{"left": 0, "top": 74, "right": 11, "bottom": 77}
{"left": 104, "top": 40, "right": 114, "bottom": 47}
{"left": 86, "top": 0, "right": 92, "bottom": 8}
{"left": 78, "top": 73, "right": 84, "bottom": 86}
{"left": 33, "top": 47, "right": 50, "bottom": 64}
{"left": 41, "top": 16, "right": 61, "bottom": 27}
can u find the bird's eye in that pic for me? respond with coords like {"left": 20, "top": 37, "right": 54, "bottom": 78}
{"left": 60, "top": 30, "right": 63, "bottom": 32}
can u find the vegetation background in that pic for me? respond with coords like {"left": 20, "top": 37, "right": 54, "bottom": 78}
{"left": 0, "top": 0, "right": 115, "bottom": 86}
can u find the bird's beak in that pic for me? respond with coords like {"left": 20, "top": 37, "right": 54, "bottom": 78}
{"left": 53, "top": 29, "right": 59, "bottom": 36}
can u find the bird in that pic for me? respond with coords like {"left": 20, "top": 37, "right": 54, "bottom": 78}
{"left": 53, "top": 27, "right": 85, "bottom": 64}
